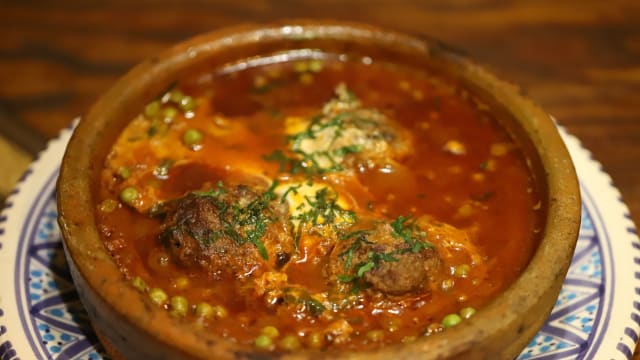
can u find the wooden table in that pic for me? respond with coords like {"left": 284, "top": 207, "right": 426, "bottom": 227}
{"left": 1, "top": 0, "right": 639, "bottom": 357}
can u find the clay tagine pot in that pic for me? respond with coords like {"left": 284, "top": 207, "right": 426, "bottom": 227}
{"left": 57, "top": 20, "right": 581, "bottom": 359}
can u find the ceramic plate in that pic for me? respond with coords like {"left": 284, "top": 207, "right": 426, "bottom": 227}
{"left": 0, "top": 124, "right": 638, "bottom": 360}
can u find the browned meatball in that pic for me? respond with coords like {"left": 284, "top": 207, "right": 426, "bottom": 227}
{"left": 328, "top": 221, "right": 442, "bottom": 295}
{"left": 285, "top": 84, "right": 414, "bottom": 173}
{"left": 157, "top": 184, "right": 293, "bottom": 279}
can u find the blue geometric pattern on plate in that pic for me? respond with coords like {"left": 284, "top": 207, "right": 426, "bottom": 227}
{"left": 13, "top": 174, "right": 603, "bottom": 359}
{"left": 22, "top": 188, "right": 107, "bottom": 360}
{"left": 517, "top": 204, "right": 603, "bottom": 359}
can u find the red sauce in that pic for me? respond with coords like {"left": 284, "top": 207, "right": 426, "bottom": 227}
{"left": 95, "top": 56, "right": 544, "bottom": 352}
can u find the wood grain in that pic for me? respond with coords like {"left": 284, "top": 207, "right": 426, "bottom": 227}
{"left": 1, "top": 0, "right": 639, "bottom": 356}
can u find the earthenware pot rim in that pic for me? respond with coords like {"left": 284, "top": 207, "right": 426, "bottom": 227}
{"left": 57, "top": 19, "right": 581, "bottom": 359}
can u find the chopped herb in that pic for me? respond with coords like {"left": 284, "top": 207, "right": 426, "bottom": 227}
{"left": 332, "top": 144, "right": 363, "bottom": 157}
{"left": 147, "top": 118, "right": 169, "bottom": 138}
{"left": 263, "top": 150, "right": 296, "bottom": 173}
{"left": 280, "top": 184, "right": 303, "bottom": 203}
{"left": 337, "top": 217, "right": 433, "bottom": 292}
{"left": 338, "top": 250, "right": 399, "bottom": 293}
{"left": 147, "top": 125, "right": 158, "bottom": 137}
{"left": 338, "top": 230, "right": 372, "bottom": 269}
{"left": 390, "top": 215, "right": 433, "bottom": 252}
{"left": 302, "top": 297, "right": 326, "bottom": 316}
{"left": 288, "top": 187, "right": 356, "bottom": 248}
{"left": 263, "top": 86, "right": 388, "bottom": 176}
{"left": 283, "top": 288, "right": 326, "bottom": 316}
{"left": 171, "top": 181, "right": 278, "bottom": 260}
{"left": 292, "top": 187, "right": 356, "bottom": 227}
{"left": 193, "top": 181, "right": 226, "bottom": 197}
{"left": 223, "top": 181, "right": 278, "bottom": 259}
{"left": 339, "top": 229, "right": 372, "bottom": 241}
{"left": 356, "top": 260, "right": 376, "bottom": 277}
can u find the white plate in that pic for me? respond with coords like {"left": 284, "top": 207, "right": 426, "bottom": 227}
{"left": 1, "top": 124, "right": 638, "bottom": 360}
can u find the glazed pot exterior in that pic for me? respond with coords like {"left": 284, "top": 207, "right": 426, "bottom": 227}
{"left": 57, "top": 20, "right": 581, "bottom": 360}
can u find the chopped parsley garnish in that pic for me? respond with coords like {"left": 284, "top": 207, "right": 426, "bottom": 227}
{"left": 279, "top": 184, "right": 303, "bottom": 203}
{"left": 225, "top": 181, "right": 278, "bottom": 259}
{"left": 283, "top": 288, "right": 326, "bottom": 316}
{"left": 171, "top": 181, "right": 279, "bottom": 260}
{"left": 300, "top": 296, "right": 326, "bottom": 316}
{"left": 263, "top": 144, "right": 362, "bottom": 176}
{"left": 337, "top": 216, "right": 433, "bottom": 292}
{"left": 193, "top": 180, "right": 226, "bottom": 197}
{"left": 338, "top": 229, "right": 372, "bottom": 269}
{"left": 290, "top": 187, "right": 357, "bottom": 248}
{"left": 390, "top": 215, "right": 433, "bottom": 253}
{"left": 263, "top": 86, "right": 384, "bottom": 176}
{"left": 337, "top": 249, "right": 401, "bottom": 294}
{"left": 292, "top": 188, "right": 356, "bottom": 226}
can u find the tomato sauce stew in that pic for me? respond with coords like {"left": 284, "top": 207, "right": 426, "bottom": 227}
{"left": 95, "top": 54, "right": 544, "bottom": 352}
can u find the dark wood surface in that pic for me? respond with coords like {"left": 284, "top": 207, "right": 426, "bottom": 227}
{"left": 2, "top": 0, "right": 639, "bottom": 356}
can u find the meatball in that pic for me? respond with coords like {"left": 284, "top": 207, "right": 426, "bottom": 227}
{"left": 328, "top": 221, "right": 442, "bottom": 295}
{"left": 285, "top": 84, "right": 413, "bottom": 172}
{"left": 157, "top": 184, "right": 293, "bottom": 279}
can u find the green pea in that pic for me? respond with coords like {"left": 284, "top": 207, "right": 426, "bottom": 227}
{"left": 119, "top": 187, "right": 138, "bottom": 205}
{"left": 169, "top": 89, "right": 184, "bottom": 103}
{"left": 454, "top": 264, "right": 471, "bottom": 278}
{"left": 293, "top": 62, "right": 309, "bottom": 73}
{"left": 131, "top": 276, "right": 146, "bottom": 292}
{"left": 366, "top": 329, "right": 385, "bottom": 342}
{"left": 183, "top": 129, "right": 203, "bottom": 148}
{"left": 254, "top": 334, "right": 273, "bottom": 350}
{"left": 170, "top": 296, "right": 189, "bottom": 317}
{"left": 442, "top": 313, "right": 462, "bottom": 328}
{"left": 195, "top": 302, "right": 213, "bottom": 318}
{"left": 163, "top": 106, "right": 178, "bottom": 121}
{"left": 460, "top": 306, "right": 476, "bottom": 319}
{"left": 261, "top": 325, "right": 279, "bottom": 339}
{"left": 98, "top": 199, "right": 118, "bottom": 213}
{"left": 117, "top": 166, "right": 131, "bottom": 179}
{"left": 308, "top": 60, "right": 323, "bottom": 73}
{"left": 179, "top": 96, "right": 196, "bottom": 112}
{"left": 278, "top": 335, "right": 301, "bottom": 351}
{"left": 149, "top": 288, "right": 167, "bottom": 306}
{"left": 144, "top": 101, "right": 161, "bottom": 118}
{"left": 307, "top": 331, "right": 325, "bottom": 349}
